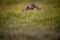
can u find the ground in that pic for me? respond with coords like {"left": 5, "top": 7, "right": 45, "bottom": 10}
{"left": 0, "top": 0, "right": 60, "bottom": 40}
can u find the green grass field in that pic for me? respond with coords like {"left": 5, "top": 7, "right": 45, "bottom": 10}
{"left": 0, "top": 0, "right": 60, "bottom": 40}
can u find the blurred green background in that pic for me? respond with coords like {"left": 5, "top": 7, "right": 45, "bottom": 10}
{"left": 0, "top": 0, "right": 60, "bottom": 40}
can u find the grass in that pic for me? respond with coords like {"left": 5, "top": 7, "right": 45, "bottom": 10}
{"left": 0, "top": 0, "right": 60, "bottom": 40}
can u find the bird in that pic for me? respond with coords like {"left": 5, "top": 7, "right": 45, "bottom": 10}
{"left": 23, "top": 3, "right": 41, "bottom": 12}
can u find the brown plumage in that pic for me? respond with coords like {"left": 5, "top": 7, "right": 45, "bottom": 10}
{"left": 23, "top": 4, "right": 41, "bottom": 12}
